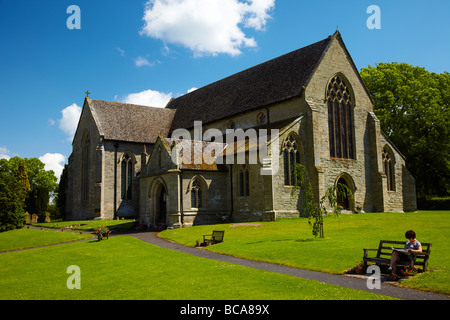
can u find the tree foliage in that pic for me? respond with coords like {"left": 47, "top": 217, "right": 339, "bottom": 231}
{"left": 9, "top": 157, "right": 58, "bottom": 216}
{"left": 15, "top": 160, "right": 31, "bottom": 206}
{"left": 0, "top": 159, "right": 26, "bottom": 231}
{"left": 56, "top": 164, "right": 68, "bottom": 220}
{"left": 360, "top": 63, "right": 450, "bottom": 197}
{"left": 291, "top": 164, "right": 352, "bottom": 238}
{"left": 0, "top": 157, "right": 58, "bottom": 231}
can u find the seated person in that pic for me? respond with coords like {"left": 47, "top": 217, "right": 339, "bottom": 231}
{"left": 389, "top": 230, "right": 422, "bottom": 274}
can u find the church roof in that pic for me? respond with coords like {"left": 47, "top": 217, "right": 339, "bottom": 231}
{"left": 82, "top": 33, "right": 338, "bottom": 145}
{"left": 163, "top": 137, "right": 228, "bottom": 171}
{"left": 88, "top": 99, "right": 176, "bottom": 143}
{"left": 166, "top": 34, "right": 333, "bottom": 132}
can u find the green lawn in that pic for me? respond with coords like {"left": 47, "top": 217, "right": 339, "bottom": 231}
{"left": 1, "top": 211, "right": 448, "bottom": 299}
{"left": 159, "top": 211, "right": 450, "bottom": 295}
{"left": 32, "top": 219, "right": 136, "bottom": 231}
{"left": 0, "top": 228, "right": 93, "bottom": 252}
{"left": 0, "top": 232, "right": 393, "bottom": 300}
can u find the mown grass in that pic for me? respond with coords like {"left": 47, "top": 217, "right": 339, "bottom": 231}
{"left": 32, "top": 219, "right": 136, "bottom": 231}
{"left": 0, "top": 234, "right": 394, "bottom": 300}
{"left": 0, "top": 228, "right": 93, "bottom": 252}
{"left": 160, "top": 211, "right": 450, "bottom": 295}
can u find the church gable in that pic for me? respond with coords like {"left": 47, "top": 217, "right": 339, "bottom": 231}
{"left": 305, "top": 32, "right": 373, "bottom": 114}
{"left": 304, "top": 31, "right": 377, "bottom": 165}
{"left": 89, "top": 99, "right": 176, "bottom": 144}
{"left": 72, "top": 98, "right": 101, "bottom": 148}
{"left": 143, "top": 137, "right": 176, "bottom": 177}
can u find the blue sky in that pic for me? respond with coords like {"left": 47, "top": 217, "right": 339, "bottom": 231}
{"left": 0, "top": 0, "right": 449, "bottom": 178}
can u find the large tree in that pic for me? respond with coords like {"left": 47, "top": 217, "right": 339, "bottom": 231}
{"left": 360, "top": 63, "right": 450, "bottom": 197}
{"left": 56, "top": 164, "right": 68, "bottom": 220}
{"left": 7, "top": 157, "right": 58, "bottom": 217}
{"left": 0, "top": 159, "right": 26, "bottom": 231}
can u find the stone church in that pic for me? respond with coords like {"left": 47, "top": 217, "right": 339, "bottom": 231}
{"left": 66, "top": 31, "right": 417, "bottom": 228}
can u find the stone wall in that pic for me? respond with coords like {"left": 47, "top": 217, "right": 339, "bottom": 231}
{"left": 380, "top": 134, "right": 417, "bottom": 212}
{"left": 67, "top": 102, "right": 101, "bottom": 220}
{"left": 101, "top": 140, "right": 147, "bottom": 219}
{"left": 303, "top": 34, "right": 382, "bottom": 213}
{"left": 67, "top": 100, "right": 148, "bottom": 220}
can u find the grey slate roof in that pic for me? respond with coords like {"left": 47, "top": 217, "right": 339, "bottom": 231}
{"left": 89, "top": 99, "right": 176, "bottom": 144}
{"left": 166, "top": 35, "right": 332, "bottom": 132}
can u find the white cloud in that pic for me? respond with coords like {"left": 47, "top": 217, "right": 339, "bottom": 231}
{"left": 242, "top": 0, "right": 275, "bottom": 30}
{"left": 116, "top": 47, "right": 126, "bottom": 56}
{"left": 140, "top": 0, "right": 275, "bottom": 57}
{"left": 59, "top": 103, "right": 82, "bottom": 141}
{"left": 187, "top": 87, "right": 198, "bottom": 93}
{"left": 0, "top": 146, "right": 11, "bottom": 160}
{"left": 39, "top": 153, "right": 66, "bottom": 180}
{"left": 134, "top": 56, "right": 153, "bottom": 67}
{"left": 123, "top": 89, "right": 173, "bottom": 108}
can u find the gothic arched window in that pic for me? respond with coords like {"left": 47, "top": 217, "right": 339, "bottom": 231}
{"left": 327, "top": 75, "right": 355, "bottom": 159}
{"left": 382, "top": 147, "right": 395, "bottom": 191}
{"left": 81, "top": 132, "right": 90, "bottom": 201}
{"left": 157, "top": 147, "right": 162, "bottom": 167}
{"left": 239, "top": 164, "right": 250, "bottom": 196}
{"left": 121, "top": 154, "right": 133, "bottom": 200}
{"left": 283, "top": 134, "right": 301, "bottom": 186}
{"left": 190, "top": 179, "right": 203, "bottom": 208}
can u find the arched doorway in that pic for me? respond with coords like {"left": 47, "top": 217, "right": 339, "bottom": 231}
{"left": 335, "top": 173, "right": 356, "bottom": 211}
{"left": 148, "top": 178, "right": 168, "bottom": 227}
{"left": 336, "top": 178, "right": 350, "bottom": 210}
{"left": 158, "top": 187, "right": 167, "bottom": 225}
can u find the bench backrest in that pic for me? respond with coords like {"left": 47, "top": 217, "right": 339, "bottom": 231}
{"left": 212, "top": 230, "right": 225, "bottom": 242}
{"left": 377, "top": 240, "right": 431, "bottom": 267}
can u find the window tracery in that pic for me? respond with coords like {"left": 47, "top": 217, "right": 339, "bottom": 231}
{"left": 327, "top": 75, "right": 355, "bottom": 159}
{"left": 121, "top": 154, "right": 133, "bottom": 200}
{"left": 283, "top": 134, "right": 301, "bottom": 186}
{"left": 382, "top": 147, "right": 395, "bottom": 191}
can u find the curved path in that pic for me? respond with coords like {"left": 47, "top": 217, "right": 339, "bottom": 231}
{"left": 127, "top": 231, "right": 449, "bottom": 301}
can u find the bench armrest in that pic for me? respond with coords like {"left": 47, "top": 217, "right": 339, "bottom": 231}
{"left": 415, "top": 252, "right": 429, "bottom": 256}
{"left": 363, "top": 249, "right": 378, "bottom": 257}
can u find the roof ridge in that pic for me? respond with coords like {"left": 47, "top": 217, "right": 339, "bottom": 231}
{"left": 167, "top": 34, "right": 334, "bottom": 132}
{"left": 168, "top": 35, "right": 332, "bottom": 109}
{"left": 91, "top": 99, "right": 175, "bottom": 111}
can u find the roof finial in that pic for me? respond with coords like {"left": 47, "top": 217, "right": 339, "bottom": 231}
{"left": 85, "top": 90, "right": 91, "bottom": 97}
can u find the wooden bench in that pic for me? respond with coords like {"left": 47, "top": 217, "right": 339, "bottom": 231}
{"left": 203, "top": 230, "right": 225, "bottom": 245}
{"left": 363, "top": 240, "right": 432, "bottom": 272}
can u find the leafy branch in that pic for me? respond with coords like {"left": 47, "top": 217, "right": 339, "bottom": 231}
{"left": 291, "top": 163, "right": 353, "bottom": 238}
